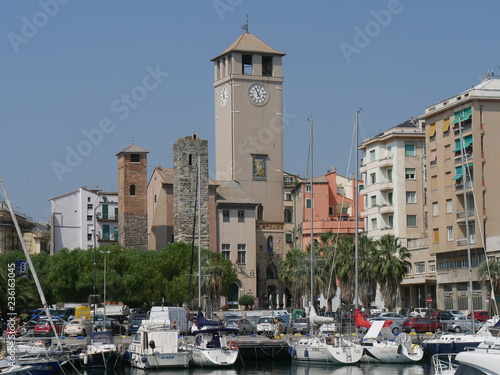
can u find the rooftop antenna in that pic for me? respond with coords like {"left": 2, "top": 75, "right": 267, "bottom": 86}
{"left": 241, "top": 15, "right": 249, "bottom": 33}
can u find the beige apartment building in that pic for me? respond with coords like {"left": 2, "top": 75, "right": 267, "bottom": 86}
{"left": 359, "top": 119, "right": 432, "bottom": 310}
{"left": 420, "top": 76, "right": 500, "bottom": 314}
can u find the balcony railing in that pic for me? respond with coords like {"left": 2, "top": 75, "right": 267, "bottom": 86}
{"left": 98, "top": 234, "right": 119, "bottom": 242}
{"left": 457, "top": 235, "right": 476, "bottom": 247}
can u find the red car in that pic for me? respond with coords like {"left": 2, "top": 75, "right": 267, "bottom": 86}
{"left": 34, "top": 317, "right": 66, "bottom": 337}
{"left": 402, "top": 317, "right": 443, "bottom": 333}
{"left": 467, "top": 311, "right": 490, "bottom": 323}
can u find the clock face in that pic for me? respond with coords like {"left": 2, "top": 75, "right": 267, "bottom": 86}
{"left": 248, "top": 83, "right": 268, "bottom": 105}
{"left": 219, "top": 86, "right": 228, "bottom": 107}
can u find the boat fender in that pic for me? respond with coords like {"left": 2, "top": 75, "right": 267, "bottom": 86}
{"left": 141, "top": 355, "right": 147, "bottom": 363}
{"left": 123, "top": 350, "right": 131, "bottom": 362}
{"left": 304, "top": 349, "right": 309, "bottom": 358}
{"left": 149, "top": 340, "right": 156, "bottom": 349}
{"left": 292, "top": 348, "right": 296, "bottom": 357}
{"left": 288, "top": 346, "right": 292, "bottom": 354}
{"left": 229, "top": 341, "right": 238, "bottom": 350}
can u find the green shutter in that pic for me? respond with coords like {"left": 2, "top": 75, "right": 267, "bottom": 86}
{"left": 452, "top": 107, "right": 472, "bottom": 124}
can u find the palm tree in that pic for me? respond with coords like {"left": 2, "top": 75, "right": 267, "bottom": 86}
{"left": 278, "top": 248, "right": 308, "bottom": 308}
{"left": 357, "top": 235, "right": 376, "bottom": 309}
{"left": 316, "top": 232, "right": 338, "bottom": 312}
{"left": 332, "top": 234, "right": 356, "bottom": 308}
{"left": 478, "top": 258, "right": 500, "bottom": 314}
{"left": 372, "top": 234, "right": 411, "bottom": 311}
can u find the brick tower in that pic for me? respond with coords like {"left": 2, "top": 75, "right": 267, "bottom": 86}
{"left": 116, "top": 144, "right": 149, "bottom": 250}
{"left": 173, "top": 133, "right": 209, "bottom": 249}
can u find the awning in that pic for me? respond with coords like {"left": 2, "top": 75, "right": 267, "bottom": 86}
{"left": 453, "top": 135, "right": 473, "bottom": 152}
{"left": 429, "top": 149, "right": 437, "bottom": 163}
{"left": 428, "top": 123, "right": 436, "bottom": 137}
{"left": 452, "top": 166, "right": 463, "bottom": 180}
{"left": 452, "top": 107, "right": 472, "bottom": 124}
{"left": 442, "top": 118, "right": 451, "bottom": 132}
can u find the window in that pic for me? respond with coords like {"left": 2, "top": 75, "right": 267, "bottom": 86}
{"left": 284, "top": 207, "right": 293, "bottom": 223}
{"left": 87, "top": 197, "right": 91, "bottom": 202}
{"left": 388, "top": 192, "right": 393, "bottom": 205}
{"left": 447, "top": 226, "right": 453, "bottom": 241}
{"left": 329, "top": 206, "right": 334, "bottom": 216}
{"left": 370, "top": 173, "right": 376, "bottom": 184}
{"left": 405, "top": 144, "right": 416, "bottom": 156}
{"left": 221, "top": 244, "right": 230, "bottom": 260}
{"left": 371, "top": 218, "right": 377, "bottom": 230}
{"left": 306, "top": 185, "right": 311, "bottom": 192}
{"left": 406, "top": 191, "right": 417, "bottom": 203}
{"left": 267, "top": 236, "right": 274, "bottom": 253}
{"left": 87, "top": 215, "right": 93, "bottom": 221}
{"left": 262, "top": 55, "right": 272, "bottom": 77}
{"left": 433, "top": 202, "right": 438, "bottom": 216}
{"left": 433, "top": 228, "right": 439, "bottom": 243}
{"left": 407, "top": 215, "right": 417, "bottom": 227}
{"left": 405, "top": 168, "right": 416, "bottom": 180}
{"left": 237, "top": 244, "right": 246, "bottom": 264}
{"left": 444, "top": 144, "right": 452, "bottom": 159}
{"left": 87, "top": 204, "right": 93, "bottom": 210}
{"left": 431, "top": 175, "right": 437, "bottom": 190}
{"left": 442, "top": 118, "right": 451, "bottom": 133}
{"left": 388, "top": 215, "right": 393, "bottom": 228}
{"left": 306, "top": 198, "right": 312, "bottom": 209}
{"left": 446, "top": 199, "right": 452, "bottom": 214}
{"left": 242, "top": 54, "right": 252, "bottom": 75}
{"left": 371, "top": 195, "right": 377, "bottom": 207}
{"left": 286, "top": 233, "right": 293, "bottom": 243}
{"left": 130, "top": 153, "right": 140, "bottom": 163}
{"left": 257, "top": 205, "right": 263, "bottom": 221}
{"left": 87, "top": 233, "right": 92, "bottom": 241}
{"left": 370, "top": 150, "right": 376, "bottom": 161}
{"left": 284, "top": 193, "right": 292, "bottom": 201}
{"left": 415, "top": 262, "right": 425, "bottom": 274}
{"left": 223, "top": 210, "right": 230, "bottom": 222}
{"left": 252, "top": 155, "right": 267, "bottom": 180}
{"left": 238, "top": 210, "right": 245, "bottom": 222}
{"left": 429, "top": 149, "right": 437, "bottom": 165}
{"left": 429, "top": 261, "right": 436, "bottom": 273}
{"left": 387, "top": 169, "right": 393, "bottom": 182}
{"left": 130, "top": 184, "right": 136, "bottom": 196}
{"left": 445, "top": 171, "right": 452, "bottom": 187}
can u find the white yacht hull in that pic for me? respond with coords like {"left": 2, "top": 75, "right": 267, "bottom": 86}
{"left": 190, "top": 348, "right": 238, "bottom": 367}
{"left": 290, "top": 337, "right": 363, "bottom": 365}
{"left": 361, "top": 342, "right": 424, "bottom": 363}
{"left": 128, "top": 351, "right": 190, "bottom": 369}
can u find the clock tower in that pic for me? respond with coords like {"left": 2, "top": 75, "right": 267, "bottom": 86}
{"left": 212, "top": 32, "right": 286, "bottom": 307}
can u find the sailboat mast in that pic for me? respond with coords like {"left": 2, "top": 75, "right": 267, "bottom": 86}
{"left": 354, "top": 109, "right": 361, "bottom": 309}
{"left": 458, "top": 114, "right": 475, "bottom": 330}
{"left": 308, "top": 117, "right": 314, "bottom": 309}
{"left": 197, "top": 153, "right": 202, "bottom": 310}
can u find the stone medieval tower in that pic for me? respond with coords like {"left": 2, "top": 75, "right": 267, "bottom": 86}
{"left": 116, "top": 144, "right": 149, "bottom": 250}
{"left": 173, "top": 133, "right": 209, "bottom": 249}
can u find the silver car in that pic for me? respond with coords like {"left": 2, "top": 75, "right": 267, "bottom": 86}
{"left": 448, "top": 317, "right": 483, "bottom": 333}
{"left": 225, "top": 318, "right": 255, "bottom": 335}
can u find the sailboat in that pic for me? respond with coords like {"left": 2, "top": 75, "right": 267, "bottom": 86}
{"left": 188, "top": 153, "right": 239, "bottom": 367}
{"left": 288, "top": 118, "right": 364, "bottom": 365}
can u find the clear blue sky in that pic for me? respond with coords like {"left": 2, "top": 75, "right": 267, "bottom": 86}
{"left": 2, "top": 0, "right": 500, "bottom": 222}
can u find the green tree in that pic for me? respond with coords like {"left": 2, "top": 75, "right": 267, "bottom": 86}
{"left": 478, "top": 258, "right": 500, "bottom": 313}
{"left": 238, "top": 294, "right": 254, "bottom": 308}
{"left": 372, "top": 234, "right": 411, "bottom": 311}
{"left": 333, "top": 235, "right": 356, "bottom": 307}
{"left": 278, "top": 248, "right": 308, "bottom": 308}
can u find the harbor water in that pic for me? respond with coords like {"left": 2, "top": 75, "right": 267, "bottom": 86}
{"left": 62, "top": 358, "right": 435, "bottom": 375}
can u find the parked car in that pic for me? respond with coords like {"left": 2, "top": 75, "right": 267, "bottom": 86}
{"left": 402, "top": 317, "right": 443, "bottom": 333}
{"left": 33, "top": 317, "right": 66, "bottom": 337}
{"left": 433, "top": 310, "right": 454, "bottom": 323}
{"left": 445, "top": 309, "right": 466, "bottom": 318}
{"left": 448, "top": 317, "right": 483, "bottom": 333}
{"left": 127, "top": 314, "right": 148, "bottom": 336}
{"left": 409, "top": 308, "right": 429, "bottom": 318}
{"left": 370, "top": 312, "right": 407, "bottom": 325}
{"left": 225, "top": 318, "right": 255, "bottom": 334}
{"left": 467, "top": 311, "right": 490, "bottom": 323}
{"left": 92, "top": 314, "right": 125, "bottom": 335}
{"left": 256, "top": 316, "right": 286, "bottom": 335}
{"left": 291, "top": 318, "right": 311, "bottom": 334}
{"left": 64, "top": 318, "right": 93, "bottom": 337}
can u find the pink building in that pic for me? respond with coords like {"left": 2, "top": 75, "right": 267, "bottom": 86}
{"left": 300, "top": 170, "right": 365, "bottom": 249}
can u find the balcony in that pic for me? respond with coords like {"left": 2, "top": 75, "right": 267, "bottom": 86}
{"left": 96, "top": 213, "right": 118, "bottom": 222}
{"left": 457, "top": 235, "right": 476, "bottom": 247}
{"left": 98, "top": 234, "right": 119, "bottom": 242}
{"left": 456, "top": 209, "right": 475, "bottom": 223}
{"left": 379, "top": 204, "right": 394, "bottom": 214}
{"left": 455, "top": 180, "right": 474, "bottom": 192}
